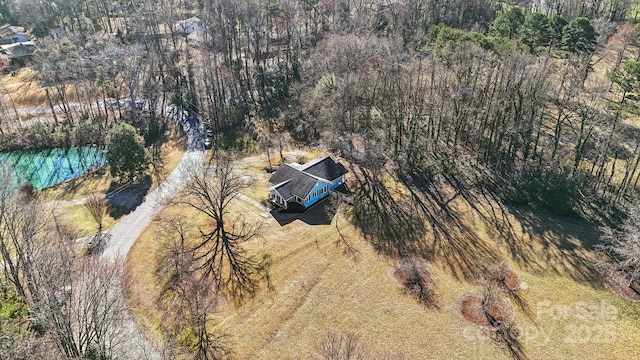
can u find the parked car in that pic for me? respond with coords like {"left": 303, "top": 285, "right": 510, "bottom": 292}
{"left": 206, "top": 128, "right": 213, "bottom": 138}
{"left": 204, "top": 138, "right": 212, "bottom": 149}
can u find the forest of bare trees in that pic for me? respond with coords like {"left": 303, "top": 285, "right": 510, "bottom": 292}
{"left": 0, "top": 0, "right": 633, "bottom": 217}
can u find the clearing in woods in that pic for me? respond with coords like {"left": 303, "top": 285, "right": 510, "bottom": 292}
{"left": 125, "top": 152, "right": 640, "bottom": 359}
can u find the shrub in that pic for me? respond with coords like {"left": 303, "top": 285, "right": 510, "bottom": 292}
{"left": 393, "top": 257, "right": 437, "bottom": 306}
{"left": 460, "top": 288, "right": 515, "bottom": 330}
{"left": 479, "top": 263, "right": 521, "bottom": 293}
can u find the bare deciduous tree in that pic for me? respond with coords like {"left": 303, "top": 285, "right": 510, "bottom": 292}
{"left": 155, "top": 216, "right": 231, "bottom": 359}
{"left": 598, "top": 206, "right": 640, "bottom": 288}
{"left": 0, "top": 164, "right": 138, "bottom": 359}
{"left": 29, "top": 229, "right": 132, "bottom": 360}
{"left": 84, "top": 193, "right": 108, "bottom": 232}
{"left": 84, "top": 193, "right": 110, "bottom": 255}
{"left": 175, "top": 153, "right": 269, "bottom": 300}
{"left": 393, "top": 257, "right": 437, "bottom": 307}
{"left": 316, "top": 332, "right": 370, "bottom": 360}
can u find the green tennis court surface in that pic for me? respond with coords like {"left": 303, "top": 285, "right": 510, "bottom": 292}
{"left": 0, "top": 147, "right": 106, "bottom": 189}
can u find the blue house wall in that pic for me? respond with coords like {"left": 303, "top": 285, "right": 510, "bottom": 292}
{"left": 329, "top": 175, "right": 346, "bottom": 190}
{"left": 303, "top": 180, "right": 332, "bottom": 208}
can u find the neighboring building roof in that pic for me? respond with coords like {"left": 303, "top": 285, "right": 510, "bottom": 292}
{"left": 176, "top": 16, "right": 203, "bottom": 34}
{"left": 302, "top": 157, "right": 348, "bottom": 181}
{"left": 0, "top": 41, "right": 35, "bottom": 50}
{"left": 187, "top": 28, "right": 205, "bottom": 42}
{"left": 269, "top": 157, "right": 348, "bottom": 199}
{"left": 0, "top": 41, "right": 36, "bottom": 57}
{"left": 0, "top": 25, "right": 26, "bottom": 38}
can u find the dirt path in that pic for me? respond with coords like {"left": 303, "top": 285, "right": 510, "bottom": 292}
{"left": 236, "top": 192, "right": 270, "bottom": 212}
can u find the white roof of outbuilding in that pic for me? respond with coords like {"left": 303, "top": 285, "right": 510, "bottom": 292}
{"left": 0, "top": 41, "right": 35, "bottom": 50}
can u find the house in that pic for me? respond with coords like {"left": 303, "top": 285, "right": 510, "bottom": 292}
{"left": 187, "top": 28, "right": 205, "bottom": 43}
{"left": 0, "top": 41, "right": 36, "bottom": 59}
{"left": 50, "top": 26, "right": 68, "bottom": 40}
{"left": 267, "top": 156, "right": 348, "bottom": 211}
{"left": 176, "top": 16, "right": 204, "bottom": 35}
{"left": 0, "top": 25, "right": 30, "bottom": 45}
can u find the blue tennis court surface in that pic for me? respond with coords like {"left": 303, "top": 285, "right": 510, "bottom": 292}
{"left": 0, "top": 147, "right": 107, "bottom": 189}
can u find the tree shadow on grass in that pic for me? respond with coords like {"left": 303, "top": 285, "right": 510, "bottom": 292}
{"left": 399, "top": 172, "right": 501, "bottom": 282}
{"left": 508, "top": 290, "right": 534, "bottom": 322}
{"left": 348, "top": 153, "right": 601, "bottom": 290}
{"left": 496, "top": 326, "right": 528, "bottom": 360}
{"left": 464, "top": 173, "right": 601, "bottom": 286}
{"left": 501, "top": 206, "right": 601, "bottom": 286}
{"left": 397, "top": 166, "right": 601, "bottom": 287}
{"left": 348, "top": 165, "right": 499, "bottom": 282}
{"left": 105, "top": 175, "right": 152, "bottom": 218}
{"left": 350, "top": 172, "right": 427, "bottom": 258}
{"left": 438, "top": 167, "right": 600, "bottom": 286}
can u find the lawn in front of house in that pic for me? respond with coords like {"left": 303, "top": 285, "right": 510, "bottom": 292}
{"left": 125, "top": 152, "right": 640, "bottom": 359}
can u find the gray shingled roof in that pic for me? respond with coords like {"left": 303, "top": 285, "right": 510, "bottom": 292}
{"left": 270, "top": 158, "right": 348, "bottom": 199}
{"left": 303, "top": 157, "right": 348, "bottom": 181}
{"left": 0, "top": 25, "right": 26, "bottom": 39}
{"left": 269, "top": 164, "right": 318, "bottom": 198}
{"left": 274, "top": 181, "right": 292, "bottom": 199}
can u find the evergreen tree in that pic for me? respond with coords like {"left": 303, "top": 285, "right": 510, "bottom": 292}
{"left": 608, "top": 60, "right": 640, "bottom": 102}
{"left": 522, "top": 12, "right": 552, "bottom": 52}
{"left": 489, "top": 6, "right": 525, "bottom": 39}
{"left": 105, "top": 123, "right": 149, "bottom": 182}
{"left": 549, "top": 15, "right": 568, "bottom": 47}
{"left": 562, "top": 17, "right": 598, "bottom": 53}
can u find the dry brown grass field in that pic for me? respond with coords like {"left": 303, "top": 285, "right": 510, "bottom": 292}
{"left": 0, "top": 68, "right": 50, "bottom": 107}
{"left": 0, "top": 68, "right": 105, "bottom": 108}
{"left": 125, "top": 152, "right": 640, "bottom": 359}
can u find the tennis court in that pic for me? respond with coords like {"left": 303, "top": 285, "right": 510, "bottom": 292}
{"left": 0, "top": 147, "right": 107, "bottom": 189}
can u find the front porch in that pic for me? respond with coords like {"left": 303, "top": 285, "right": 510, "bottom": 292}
{"left": 268, "top": 191, "right": 289, "bottom": 209}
